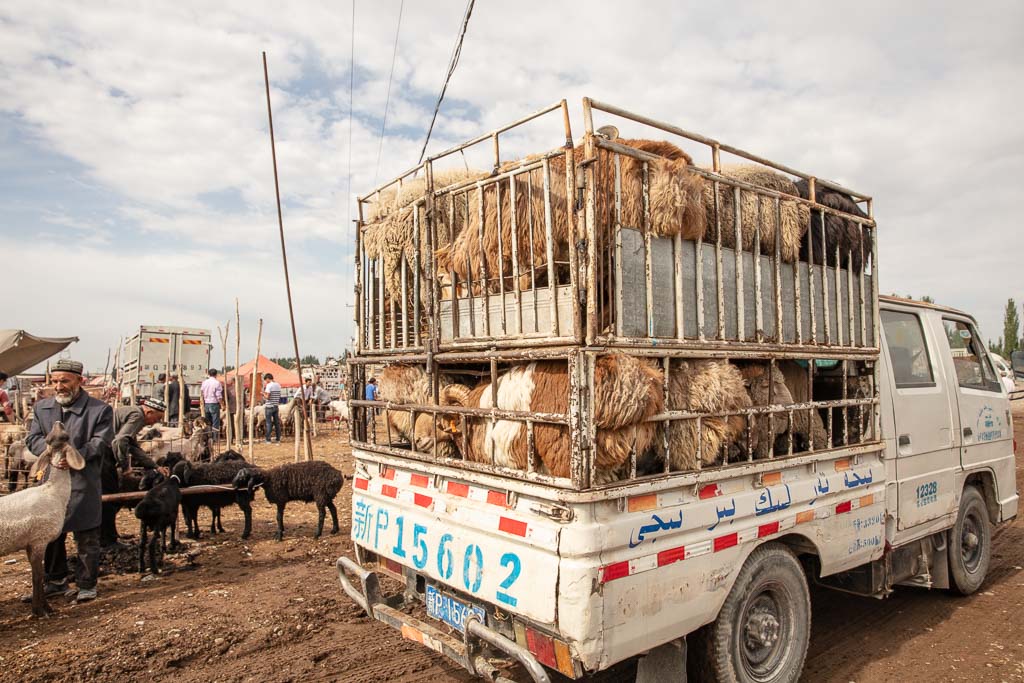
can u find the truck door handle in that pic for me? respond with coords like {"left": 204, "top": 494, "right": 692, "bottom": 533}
{"left": 963, "top": 427, "right": 973, "bottom": 437}
{"left": 898, "top": 434, "right": 911, "bottom": 447}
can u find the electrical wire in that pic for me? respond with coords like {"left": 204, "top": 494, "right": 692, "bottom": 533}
{"left": 346, "top": 0, "right": 356, "bottom": 234}
{"left": 374, "top": 0, "right": 404, "bottom": 183}
{"left": 417, "top": 0, "right": 475, "bottom": 165}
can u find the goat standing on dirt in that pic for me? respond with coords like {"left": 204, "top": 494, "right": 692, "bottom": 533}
{"left": 0, "top": 422, "right": 87, "bottom": 616}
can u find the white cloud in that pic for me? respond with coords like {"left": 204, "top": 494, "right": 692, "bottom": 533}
{"left": 3, "top": 0, "right": 1023, "bottom": 372}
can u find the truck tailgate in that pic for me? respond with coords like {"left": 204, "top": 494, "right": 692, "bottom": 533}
{"left": 352, "top": 461, "right": 562, "bottom": 625}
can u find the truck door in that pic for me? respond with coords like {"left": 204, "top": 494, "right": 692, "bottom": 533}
{"left": 937, "top": 317, "right": 1011, "bottom": 471}
{"left": 880, "top": 307, "right": 960, "bottom": 531}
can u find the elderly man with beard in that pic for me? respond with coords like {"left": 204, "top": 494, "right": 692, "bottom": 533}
{"left": 25, "top": 359, "right": 114, "bottom": 603}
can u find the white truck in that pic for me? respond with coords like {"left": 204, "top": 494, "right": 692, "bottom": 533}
{"left": 337, "top": 99, "right": 1016, "bottom": 682}
{"left": 122, "top": 325, "right": 211, "bottom": 402}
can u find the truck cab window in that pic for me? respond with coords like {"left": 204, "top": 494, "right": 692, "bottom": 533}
{"left": 881, "top": 310, "right": 934, "bottom": 389}
{"left": 942, "top": 319, "right": 1000, "bottom": 392}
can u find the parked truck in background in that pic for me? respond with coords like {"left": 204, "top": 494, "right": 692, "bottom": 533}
{"left": 121, "top": 325, "right": 211, "bottom": 404}
{"left": 337, "top": 99, "right": 1017, "bottom": 682}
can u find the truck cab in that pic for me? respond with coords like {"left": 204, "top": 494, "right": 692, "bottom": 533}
{"left": 877, "top": 297, "right": 1016, "bottom": 593}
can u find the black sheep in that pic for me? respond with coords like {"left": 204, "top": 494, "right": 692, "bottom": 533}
{"left": 172, "top": 460, "right": 254, "bottom": 539}
{"left": 232, "top": 462, "right": 344, "bottom": 541}
{"left": 134, "top": 470, "right": 182, "bottom": 574}
{"left": 214, "top": 449, "right": 246, "bottom": 463}
{"left": 795, "top": 179, "right": 873, "bottom": 271}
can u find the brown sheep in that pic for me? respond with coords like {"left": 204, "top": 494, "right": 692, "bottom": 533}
{"left": 422, "top": 354, "right": 664, "bottom": 483}
{"left": 657, "top": 359, "right": 753, "bottom": 471}
{"left": 701, "top": 165, "right": 810, "bottom": 262}
{"left": 436, "top": 139, "right": 706, "bottom": 296}
{"left": 741, "top": 362, "right": 828, "bottom": 457}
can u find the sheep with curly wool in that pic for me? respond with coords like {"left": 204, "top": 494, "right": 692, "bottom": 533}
{"left": 232, "top": 461, "right": 344, "bottom": 541}
{"left": 0, "top": 421, "right": 86, "bottom": 617}
{"left": 742, "top": 362, "right": 828, "bottom": 457}
{"left": 654, "top": 359, "right": 753, "bottom": 472}
{"left": 171, "top": 459, "right": 254, "bottom": 539}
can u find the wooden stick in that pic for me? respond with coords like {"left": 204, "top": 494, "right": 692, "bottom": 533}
{"left": 163, "top": 336, "right": 172, "bottom": 417}
{"left": 263, "top": 52, "right": 314, "bottom": 462}
{"left": 235, "top": 298, "right": 243, "bottom": 449}
{"left": 218, "top": 321, "right": 232, "bottom": 446}
{"left": 178, "top": 372, "right": 186, "bottom": 429}
{"left": 248, "top": 318, "right": 263, "bottom": 463}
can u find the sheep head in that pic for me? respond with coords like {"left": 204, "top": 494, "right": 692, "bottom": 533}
{"left": 412, "top": 384, "right": 472, "bottom": 457}
{"left": 231, "top": 467, "right": 264, "bottom": 495}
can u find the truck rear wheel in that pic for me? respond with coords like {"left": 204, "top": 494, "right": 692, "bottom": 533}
{"left": 691, "top": 543, "right": 810, "bottom": 683}
{"left": 949, "top": 485, "right": 991, "bottom": 596}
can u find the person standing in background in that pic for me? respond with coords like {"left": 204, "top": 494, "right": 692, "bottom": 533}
{"left": 201, "top": 369, "right": 224, "bottom": 436}
{"left": 262, "top": 373, "right": 282, "bottom": 443}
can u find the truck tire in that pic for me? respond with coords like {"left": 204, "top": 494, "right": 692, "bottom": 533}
{"left": 949, "top": 485, "right": 991, "bottom": 596}
{"left": 690, "top": 543, "right": 810, "bottom": 683}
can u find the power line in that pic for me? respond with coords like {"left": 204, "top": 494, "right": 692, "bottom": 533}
{"left": 374, "top": 0, "right": 404, "bottom": 183}
{"left": 346, "top": 0, "right": 356, "bottom": 234}
{"left": 417, "top": 0, "right": 475, "bottom": 165}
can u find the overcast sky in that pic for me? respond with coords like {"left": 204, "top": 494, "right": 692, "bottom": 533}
{"left": 3, "top": 1, "right": 1022, "bottom": 371}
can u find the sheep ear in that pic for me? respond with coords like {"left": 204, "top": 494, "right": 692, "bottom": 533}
{"left": 63, "top": 445, "right": 86, "bottom": 471}
{"left": 29, "top": 452, "right": 51, "bottom": 481}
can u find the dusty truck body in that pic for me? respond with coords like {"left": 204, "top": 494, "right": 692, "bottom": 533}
{"left": 122, "top": 325, "right": 211, "bottom": 402}
{"left": 336, "top": 99, "right": 1016, "bottom": 682}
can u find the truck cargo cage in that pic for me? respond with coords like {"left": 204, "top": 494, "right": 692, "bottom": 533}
{"left": 350, "top": 98, "right": 882, "bottom": 491}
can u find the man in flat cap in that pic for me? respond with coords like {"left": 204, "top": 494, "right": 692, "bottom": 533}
{"left": 25, "top": 359, "right": 114, "bottom": 603}
{"left": 112, "top": 395, "right": 166, "bottom": 471}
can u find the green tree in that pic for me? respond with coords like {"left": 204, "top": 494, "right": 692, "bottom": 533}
{"left": 301, "top": 354, "right": 321, "bottom": 367}
{"left": 1003, "top": 298, "right": 1020, "bottom": 358}
{"left": 270, "top": 356, "right": 296, "bottom": 370}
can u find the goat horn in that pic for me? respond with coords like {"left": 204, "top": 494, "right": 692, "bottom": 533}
{"left": 439, "top": 383, "right": 472, "bottom": 407}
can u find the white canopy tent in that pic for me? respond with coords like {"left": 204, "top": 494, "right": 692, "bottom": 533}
{"left": 0, "top": 330, "right": 79, "bottom": 376}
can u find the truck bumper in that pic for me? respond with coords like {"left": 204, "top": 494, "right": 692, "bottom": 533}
{"left": 336, "top": 555, "right": 552, "bottom": 683}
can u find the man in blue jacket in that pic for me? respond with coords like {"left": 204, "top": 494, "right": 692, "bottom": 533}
{"left": 25, "top": 359, "right": 114, "bottom": 603}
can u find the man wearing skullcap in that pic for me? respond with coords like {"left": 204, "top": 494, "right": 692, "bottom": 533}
{"left": 25, "top": 359, "right": 114, "bottom": 603}
{"left": 111, "top": 396, "right": 166, "bottom": 471}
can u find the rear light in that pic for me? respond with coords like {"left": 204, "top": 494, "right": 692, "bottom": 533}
{"left": 513, "top": 622, "right": 576, "bottom": 678}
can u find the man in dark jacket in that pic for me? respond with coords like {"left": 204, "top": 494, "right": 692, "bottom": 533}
{"left": 166, "top": 373, "right": 190, "bottom": 426}
{"left": 112, "top": 397, "right": 165, "bottom": 470}
{"left": 25, "top": 359, "right": 114, "bottom": 603}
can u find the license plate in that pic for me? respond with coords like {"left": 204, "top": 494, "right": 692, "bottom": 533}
{"left": 426, "top": 585, "right": 485, "bottom": 633}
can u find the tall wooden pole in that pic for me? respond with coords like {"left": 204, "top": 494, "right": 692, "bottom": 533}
{"left": 248, "top": 318, "right": 263, "bottom": 463}
{"left": 263, "top": 51, "right": 314, "bottom": 461}
{"left": 218, "top": 321, "right": 232, "bottom": 446}
{"left": 234, "top": 299, "right": 243, "bottom": 448}
{"left": 163, "top": 338, "right": 172, "bottom": 418}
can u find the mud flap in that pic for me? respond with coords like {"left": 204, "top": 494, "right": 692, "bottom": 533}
{"left": 635, "top": 638, "right": 686, "bottom": 683}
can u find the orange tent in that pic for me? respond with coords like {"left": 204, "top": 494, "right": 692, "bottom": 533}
{"left": 226, "top": 355, "right": 301, "bottom": 389}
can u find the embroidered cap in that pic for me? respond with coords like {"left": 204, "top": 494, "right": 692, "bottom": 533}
{"left": 51, "top": 359, "right": 84, "bottom": 376}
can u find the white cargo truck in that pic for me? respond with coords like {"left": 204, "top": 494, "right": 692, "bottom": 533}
{"left": 122, "top": 325, "right": 211, "bottom": 402}
{"left": 337, "top": 99, "right": 1016, "bottom": 682}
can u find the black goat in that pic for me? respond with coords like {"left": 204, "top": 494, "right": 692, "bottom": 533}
{"left": 232, "top": 462, "right": 344, "bottom": 541}
{"left": 172, "top": 460, "right": 253, "bottom": 539}
{"left": 134, "top": 470, "right": 182, "bottom": 574}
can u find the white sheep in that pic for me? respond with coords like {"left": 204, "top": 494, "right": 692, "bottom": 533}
{"left": 0, "top": 421, "right": 86, "bottom": 617}
{"left": 327, "top": 400, "right": 350, "bottom": 423}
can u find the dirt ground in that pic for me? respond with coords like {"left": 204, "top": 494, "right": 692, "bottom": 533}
{"left": 1, "top": 412, "right": 1023, "bottom": 682}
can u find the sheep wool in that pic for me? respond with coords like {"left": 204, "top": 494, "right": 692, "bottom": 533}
{"left": 701, "top": 165, "right": 810, "bottom": 262}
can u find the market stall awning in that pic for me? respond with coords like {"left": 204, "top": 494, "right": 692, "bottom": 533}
{"left": 0, "top": 330, "right": 79, "bottom": 375}
{"left": 226, "top": 355, "right": 302, "bottom": 388}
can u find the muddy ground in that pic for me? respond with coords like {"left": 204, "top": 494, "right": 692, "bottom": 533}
{"left": 1, "top": 413, "right": 1022, "bottom": 682}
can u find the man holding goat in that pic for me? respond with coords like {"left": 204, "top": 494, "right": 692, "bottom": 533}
{"left": 24, "top": 359, "right": 114, "bottom": 603}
